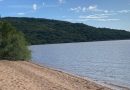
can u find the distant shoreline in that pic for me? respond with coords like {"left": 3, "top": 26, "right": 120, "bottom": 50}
{"left": 30, "top": 39, "right": 130, "bottom": 46}
{"left": 0, "top": 60, "right": 113, "bottom": 90}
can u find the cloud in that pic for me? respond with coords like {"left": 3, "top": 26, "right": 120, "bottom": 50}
{"left": 70, "top": 5, "right": 119, "bottom": 14}
{"left": 16, "top": 10, "right": 35, "bottom": 16}
{"left": 118, "top": 10, "right": 130, "bottom": 13}
{"left": 94, "top": 18, "right": 120, "bottom": 21}
{"left": 79, "top": 14, "right": 110, "bottom": 19}
{"left": 79, "top": 14, "right": 114, "bottom": 19}
{"left": 78, "top": 14, "right": 119, "bottom": 22}
{"left": 17, "top": 13, "right": 25, "bottom": 15}
{"left": 33, "top": 4, "right": 37, "bottom": 11}
{"left": 87, "top": 5, "right": 98, "bottom": 11}
{"left": 65, "top": 13, "right": 119, "bottom": 22}
{"left": 82, "top": 7, "right": 86, "bottom": 12}
{"left": 70, "top": 5, "right": 130, "bottom": 15}
{"left": 69, "top": 5, "right": 130, "bottom": 22}
{"left": 64, "top": 18, "right": 119, "bottom": 23}
{"left": 42, "top": 2, "right": 60, "bottom": 8}
{"left": 70, "top": 6, "right": 82, "bottom": 12}
{"left": 87, "top": 5, "right": 110, "bottom": 13}
{"left": 58, "top": 0, "right": 65, "bottom": 4}
{"left": 70, "top": 5, "right": 105, "bottom": 13}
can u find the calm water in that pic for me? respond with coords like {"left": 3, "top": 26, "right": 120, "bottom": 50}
{"left": 30, "top": 40, "right": 130, "bottom": 88}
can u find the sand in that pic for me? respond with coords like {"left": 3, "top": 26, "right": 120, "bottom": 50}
{"left": 0, "top": 60, "right": 122, "bottom": 90}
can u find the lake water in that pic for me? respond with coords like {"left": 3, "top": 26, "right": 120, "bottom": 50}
{"left": 30, "top": 40, "right": 130, "bottom": 89}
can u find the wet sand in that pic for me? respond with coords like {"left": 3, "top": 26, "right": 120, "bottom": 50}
{"left": 0, "top": 60, "right": 124, "bottom": 90}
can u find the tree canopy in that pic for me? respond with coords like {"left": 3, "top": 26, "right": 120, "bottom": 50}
{"left": 0, "top": 21, "right": 31, "bottom": 60}
{"left": 1, "top": 17, "right": 130, "bottom": 45}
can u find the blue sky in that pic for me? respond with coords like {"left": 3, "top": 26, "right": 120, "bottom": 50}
{"left": 0, "top": 0, "right": 130, "bottom": 31}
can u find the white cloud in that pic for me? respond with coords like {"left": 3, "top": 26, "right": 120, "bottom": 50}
{"left": 58, "top": 0, "right": 65, "bottom": 4}
{"left": 17, "top": 13, "right": 25, "bottom": 15}
{"left": 87, "top": 5, "right": 110, "bottom": 13}
{"left": 70, "top": 5, "right": 130, "bottom": 16}
{"left": 70, "top": 6, "right": 81, "bottom": 12}
{"left": 78, "top": 13, "right": 119, "bottom": 22}
{"left": 118, "top": 10, "right": 130, "bottom": 13}
{"left": 64, "top": 18, "right": 119, "bottom": 22}
{"left": 104, "top": 10, "right": 109, "bottom": 13}
{"left": 82, "top": 7, "right": 86, "bottom": 12}
{"left": 33, "top": 4, "right": 37, "bottom": 11}
{"left": 87, "top": 5, "right": 98, "bottom": 11}
{"left": 95, "top": 18, "right": 120, "bottom": 21}
{"left": 79, "top": 14, "right": 110, "bottom": 19}
{"left": 41, "top": 2, "right": 60, "bottom": 8}
{"left": 70, "top": 5, "right": 105, "bottom": 13}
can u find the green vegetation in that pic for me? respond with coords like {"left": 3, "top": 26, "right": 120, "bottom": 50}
{"left": 0, "top": 21, "right": 31, "bottom": 60}
{"left": 1, "top": 17, "right": 130, "bottom": 45}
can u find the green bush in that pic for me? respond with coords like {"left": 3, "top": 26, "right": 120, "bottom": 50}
{"left": 0, "top": 21, "right": 31, "bottom": 61}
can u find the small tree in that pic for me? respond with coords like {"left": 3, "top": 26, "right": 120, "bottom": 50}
{"left": 0, "top": 21, "right": 31, "bottom": 60}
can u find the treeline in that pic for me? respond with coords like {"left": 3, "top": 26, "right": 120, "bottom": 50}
{"left": 1, "top": 17, "right": 130, "bottom": 45}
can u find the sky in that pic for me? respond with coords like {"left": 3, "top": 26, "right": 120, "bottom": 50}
{"left": 0, "top": 0, "right": 130, "bottom": 31}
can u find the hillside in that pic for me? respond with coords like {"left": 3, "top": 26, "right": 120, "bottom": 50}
{"left": 1, "top": 17, "right": 130, "bottom": 45}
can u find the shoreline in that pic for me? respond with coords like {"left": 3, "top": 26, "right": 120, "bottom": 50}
{"left": 30, "top": 39, "right": 130, "bottom": 46}
{"left": 0, "top": 60, "right": 113, "bottom": 90}
{"left": 31, "top": 61, "right": 130, "bottom": 90}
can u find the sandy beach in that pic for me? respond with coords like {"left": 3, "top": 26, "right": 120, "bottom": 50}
{"left": 0, "top": 60, "right": 123, "bottom": 90}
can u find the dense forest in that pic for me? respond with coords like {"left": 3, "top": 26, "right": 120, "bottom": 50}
{"left": 1, "top": 17, "right": 130, "bottom": 45}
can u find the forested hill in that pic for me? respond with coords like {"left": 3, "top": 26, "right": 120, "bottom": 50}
{"left": 1, "top": 17, "right": 130, "bottom": 45}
